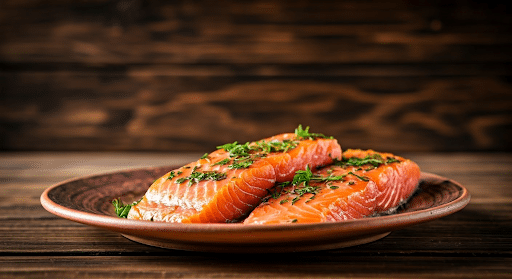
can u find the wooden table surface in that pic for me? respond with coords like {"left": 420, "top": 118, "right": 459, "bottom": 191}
{"left": 1, "top": 152, "right": 511, "bottom": 278}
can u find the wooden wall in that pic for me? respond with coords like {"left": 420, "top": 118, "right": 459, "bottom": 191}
{"left": 1, "top": 0, "right": 511, "bottom": 153}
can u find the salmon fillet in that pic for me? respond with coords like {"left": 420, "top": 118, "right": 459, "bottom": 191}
{"left": 242, "top": 149, "right": 420, "bottom": 224}
{"left": 127, "top": 127, "right": 342, "bottom": 223}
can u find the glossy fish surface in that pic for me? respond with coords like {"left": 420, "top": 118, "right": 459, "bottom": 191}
{"left": 127, "top": 128, "right": 342, "bottom": 223}
{"left": 243, "top": 149, "right": 421, "bottom": 224}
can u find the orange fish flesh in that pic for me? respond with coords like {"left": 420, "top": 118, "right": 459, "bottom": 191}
{"left": 127, "top": 131, "right": 342, "bottom": 223}
{"left": 242, "top": 149, "right": 420, "bottom": 224}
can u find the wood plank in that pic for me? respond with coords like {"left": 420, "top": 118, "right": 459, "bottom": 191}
{"left": 0, "top": 255, "right": 510, "bottom": 279}
{"left": 1, "top": 0, "right": 510, "bottom": 64}
{"left": 1, "top": 0, "right": 511, "bottom": 153}
{"left": 1, "top": 152, "right": 511, "bottom": 278}
{"left": 1, "top": 203, "right": 510, "bottom": 255}
{"left": 1, "top": 74, "right": 511, "bottom": 152}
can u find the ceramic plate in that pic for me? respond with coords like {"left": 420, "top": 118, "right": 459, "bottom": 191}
{"left": 41, "top": 166, "right": 470, "bottom": 253}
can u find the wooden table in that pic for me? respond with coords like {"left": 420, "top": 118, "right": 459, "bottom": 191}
{"left": 1, "top": 152, "right": 511, "bottom": 278}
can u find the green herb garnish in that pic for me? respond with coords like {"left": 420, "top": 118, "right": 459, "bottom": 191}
{"left": 216, "top": 138, "right": 299, "bottom": 169}
{"left": 112, "top": 198, "right": 141, "bottom": 218}
{"left": 285, "top": 166, "right": 346, "bottom": 204}
{"left": 347, "top": 171, "right": 369, "bottom": 182}
{"left": 175, "top": 170, "right": 227, "bottom": 186}
{"left": 336, "top": 153, "right": 402, "bottom": 168}
{"left": 294, "top": 125, "right": 332, "bottom": 140}
{"left": 212, "top": 158, "right": 231, "bottom": 166}
{"left": 228, "top": 157, "right": 254, "bottom": 169}
{"left": 386, "top": 157, "right": 401, "bottom": 164}
{"left": 167, "top": 170, "right": 181, "bottom": 180}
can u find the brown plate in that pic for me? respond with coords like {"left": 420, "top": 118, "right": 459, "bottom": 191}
{"left": 41, "top": 166, "right": 470, "bottom": 253}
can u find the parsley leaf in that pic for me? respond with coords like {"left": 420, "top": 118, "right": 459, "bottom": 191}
{"left": 335, "top": 154, "right": 402, "bottom": 168}
{"left": 294, "top": 125, "right": 331, "bottom": 140}
{"left": 112, "top": 198, "right": 141, "bottom": 218}
{"left": 175, "top": 170, "right": 227, "bottom": 186}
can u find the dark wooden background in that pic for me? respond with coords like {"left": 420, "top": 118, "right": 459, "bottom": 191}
{"left": 1, "top": 0, "right": 511, "bottom": 153}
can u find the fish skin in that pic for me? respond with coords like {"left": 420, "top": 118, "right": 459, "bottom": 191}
{"left": 242, "top": 149, "right": 421, "bottom": 224}
{"left": 127, "top": 133, "right": 342, "bottom": 223}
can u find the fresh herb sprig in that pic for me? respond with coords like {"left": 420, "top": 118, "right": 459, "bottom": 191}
{"left": 294, "top": 125, "right": 332, "bottom": 140}
{"left": 112, "top": 198, "right": 141, "bottom": 218}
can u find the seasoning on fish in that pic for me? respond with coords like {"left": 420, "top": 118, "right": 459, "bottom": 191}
{"left": 242, "top": 149, "right": 420, "bottom": 224}
{"left": 124, "top": 125, "right": 342, "bottom": 223}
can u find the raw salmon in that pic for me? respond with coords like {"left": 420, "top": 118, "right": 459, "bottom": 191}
{"left": 242, "top": 149, "right": 420, "bottom": 224}
{"left": 126, "top": 127, "right": 342, "bottom": 223}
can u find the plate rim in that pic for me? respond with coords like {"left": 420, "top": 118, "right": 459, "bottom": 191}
{"left": 40, "top": 167, "right": 470, "bottom": 237}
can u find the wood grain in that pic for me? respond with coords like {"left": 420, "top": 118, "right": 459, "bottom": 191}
{"left": 1, "top": 152, "right": 511, "bottom": 278}
{"left": 0, "top": 0, "right": 511, "bottom": 152}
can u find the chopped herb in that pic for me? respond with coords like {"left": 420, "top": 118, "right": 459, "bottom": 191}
{"left": 279, "top": 181, "right": 291, "bottom": 187}
{"left": 329, "top": 185, "right": 339, "bottom": 190}
{"left": 212, "top": 158, "right": 231, "bottom": 166}
{"left": 215, "top": 126, "right": 332, "bottom": 170}
{"left": 112, "top": 198, "right": 141, "bottom": 218}
{"left": 280, "top": 199, "right": 289, "bottom": 204}
{"left": 200, "top": 153, "right": 209, "bottom": 159}
{"left": 217, "top": 141, "right": 251, "bottom": 157}
{"left": 336, "top": 153, "right": 402, "bottom": 168}
{"left": 294, "top": 125, "right": 332, "bottom": 140}
{"left": 167, "top": 171, "right": 177, "bottom": 180}
{"left": 291, "top": 219, "right": 298, "bottom": 223}
{"left": 292, "top": 165, "right": 315, "bottom": 186}
{"left": 166, "top": 170, "right": 183, "bottom": 180}
{"left": 175, "top": 177, "right": 187, "bottom": 184}
{"left": 386, "top": 157, "right": 401, "bottom": 164}
{"left": 274, "top": 165, "right": 347, "bottom": 204}
{"left": 216, "top": 138, "right": 300, "bottom": 169}
{"left": 291, "top": 196, "right": 301, "bottom": 205}
{"left": 228, "top": 157, "right": 254, "bottom": 169}
{"left": 348, "top": 171, "right": 369, "bottom": 182}
{"left": 295, "top": 185, "right": 320, "bottom": 197}
{"left": 175, "top": 170, "right": 227, "bottom": 186}
{"left": 348, "top": 181, "right": 355, "bottom": 185}
{"left": 311, "top": 173, "right": 346, "bottom": 183}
